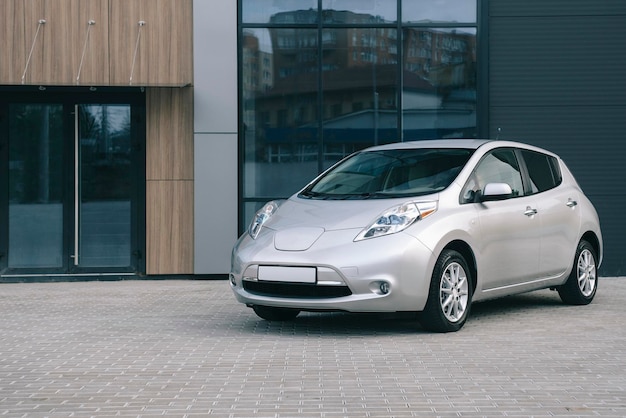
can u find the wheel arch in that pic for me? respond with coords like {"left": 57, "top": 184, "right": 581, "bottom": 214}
{"left": 442, "top": 240, "right": 477, "bottom": 295}
{"left": 581, "top": 231, "right": 602, "bottom": 266}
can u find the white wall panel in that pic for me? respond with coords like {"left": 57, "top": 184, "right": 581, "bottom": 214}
{"left": 194, "top": 133, "right": 238, "bottom": 274}
{"left": 193, "top": 0, "right": 238, "bottom": 133}
{"left": 193, "top": 0, "right": 238, "bottom": 274}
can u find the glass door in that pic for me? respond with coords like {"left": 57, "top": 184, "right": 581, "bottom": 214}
{"left": 75, "top": 104, "right": 133, "bottom": 268}
{"left": 7, "top": 104, "right": 65, "bottom": 269}
{"left": 2, "top": 93, "right": 145, "bottom": 276}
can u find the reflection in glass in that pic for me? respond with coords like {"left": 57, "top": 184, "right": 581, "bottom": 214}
{"left": 322, "top": 28, "right": 398, "bottom": 169}
{"left": 240, "top": 2, "right": 479, "bottom": 229}
{"left": 8, "top": 104, "right": 64, "bottom": 268}
{"left": 402, "top": 27, "right": 476, "bottom": 140}
{"left": 322, "top": 0, "right": 397, "bottom": 23}
{"left": 402, "top": 0, "right": 476, "bottom": 23}
{"left": 78, "top": 105, "right": 131, "bottom": 267}
{"left": 242, "top": 0, "right": 317, "bottom": 24}
{"left": 242, "top": 28, "right": 320, "bottom": 200}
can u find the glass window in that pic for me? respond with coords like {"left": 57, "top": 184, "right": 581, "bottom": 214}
{"left": 242, "top": 28, "right": 320, "bottom": 201}
{"left": 521, "top": 150, "right": 562, "bottom": 194}
{"left": 322, "top": 0, "right": 397, "bottom": 24}
{"left": 461, "top": 149, "right": 523, "bottom": 203}
{"left": 402, "top": 0, "right": 476, "bottom": 24}
{"left": 242, "top": 0, "right": 318, "bottom": 24}
{"left": 240, "top": 0, "right": 480, "bottom": 229}
{"left": 321, "top": 27, "right": 399, "bottom": 170}
{"left": 402, "top": 27, "right": 476, "bottom": 140}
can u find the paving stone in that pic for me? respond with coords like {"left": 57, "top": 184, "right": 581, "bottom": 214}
{"left": 0, "top": 278, "right": 625, "bottom": 417}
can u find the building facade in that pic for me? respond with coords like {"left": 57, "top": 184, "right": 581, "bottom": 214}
{"left": 1, "top": 0, "right": 625, "bottom": 280}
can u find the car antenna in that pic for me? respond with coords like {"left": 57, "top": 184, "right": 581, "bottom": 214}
{"left": 496, "top": 127, "right": 502, "bottom": 140}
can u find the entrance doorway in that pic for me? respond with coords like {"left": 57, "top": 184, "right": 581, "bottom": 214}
{"left": 0, "top": 89, "right": 145, "bottom": 276}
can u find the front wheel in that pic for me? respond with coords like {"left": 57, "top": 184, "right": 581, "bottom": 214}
{"left": 557, "top": 240, "right": 598, "bottom": 305}
{"left": 252, "top": 305, "right": 300, "bottom": 321}
{"left": 419, "top": 250, "right": 473, "bottom": 333}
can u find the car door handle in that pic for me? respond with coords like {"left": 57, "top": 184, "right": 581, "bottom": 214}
{"left": 524, "top": 207, "right": 538, "bottom": 217}
{"left": 566, "top": 199, "right": 578, "bottom": 208}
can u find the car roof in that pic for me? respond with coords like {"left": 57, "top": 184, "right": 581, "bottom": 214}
{"left": 364, "top": 139, "right": 493, "bottom": 152}
{"left": 362, "top": 139, "right": 559, "bottom": 158}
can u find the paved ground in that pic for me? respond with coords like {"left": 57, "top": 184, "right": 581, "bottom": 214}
{"left": 1, "top": 278, "right": 625, "bottom": 417}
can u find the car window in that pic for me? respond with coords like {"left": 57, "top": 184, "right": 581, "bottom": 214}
{"left": 301, "top": 148, "right": 473, "bottom": 199}
{"left": 461, "top": 149, "right": 524, "bottom": 203}
{"left": 521, "top": 150, "right": 562, "bottom": 194}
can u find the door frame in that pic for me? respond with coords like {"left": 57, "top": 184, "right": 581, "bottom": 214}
{"left": 0, "top": 86, "right": 146, "bottom": 278}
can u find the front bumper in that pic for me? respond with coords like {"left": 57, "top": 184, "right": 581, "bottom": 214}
{"left": 229, "top": 228, "right": 435, "bottom": 313}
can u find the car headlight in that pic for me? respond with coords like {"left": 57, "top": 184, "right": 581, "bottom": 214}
{"left": 248, "top": 200, "right": 281, "bottom": 239}
{"left": 354, "top": 201, "right": 437, "bottom": 241}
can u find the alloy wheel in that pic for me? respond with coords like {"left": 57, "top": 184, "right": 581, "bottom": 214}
{"left": 439, "top": 262, "right": 469, "bottom": 323}
{"left": 577, "top": 248, "right": 597, "bottom": 297}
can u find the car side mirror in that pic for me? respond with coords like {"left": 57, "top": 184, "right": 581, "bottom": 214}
{"left": 480, "top": 182, "right": 514, "bottom": 201}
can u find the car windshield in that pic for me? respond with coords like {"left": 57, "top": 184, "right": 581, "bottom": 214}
{"left": 300, "top": 148, "right": 474, "bottom": 200}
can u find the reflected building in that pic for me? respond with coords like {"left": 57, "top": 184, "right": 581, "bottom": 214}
{"left": 242, "top": 9, "right": 477, "bottom": 203}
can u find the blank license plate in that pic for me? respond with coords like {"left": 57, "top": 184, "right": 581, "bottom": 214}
{"left": 258, "top": 266, "right": 316, "bottom": 283}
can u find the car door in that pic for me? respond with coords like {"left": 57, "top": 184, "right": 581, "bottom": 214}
{"left": 519, "top": 150, "right": 582, "bottom": 278}
{"left": 462, "top": 148, "right": 542, "bottom": 291}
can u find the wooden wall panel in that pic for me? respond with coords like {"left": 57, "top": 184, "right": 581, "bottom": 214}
{"left": 146, "top": 87, "right": 194, "bottom": 180}
{"left": 145, "top": 87, "right": 194, "bottom": 274}
{"left": 41, "top": 0, "right": 74, "bottom": 84}
{"left": 2, "top": 0, "right": 109, "bottom": 85}
{"left": 143, "top": 0, "right": 193, "bottom": 86}
{"left": 21, "top": 0, "right": 46, "bottom": 84}
{"left": 108, "top": 0, "right": 142, "bottom": 85}
{"left": 1, "top": 0, "right": 190, "bottom": 86}
{"left": 0, "top": 1, "right": 25, "bottom": 83}
{"left": 146, "top": 181, "right": 194, "bottom": 274}
{"left": 109, "top": 0, "right": 193, "bottom": 86}
{"left": 73, "top": 0, "right": 109, "bottom": 85}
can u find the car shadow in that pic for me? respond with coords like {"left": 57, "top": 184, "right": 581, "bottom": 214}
{"left": 237, "top": 289, "right": 566, "bottom": 336}
{"left": 471, "top": 288, "right": 563, "bottom": 316}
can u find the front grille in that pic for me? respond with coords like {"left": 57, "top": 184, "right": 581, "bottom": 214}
{"left": 243, "top": 280, "right": 352, "bottom": 299}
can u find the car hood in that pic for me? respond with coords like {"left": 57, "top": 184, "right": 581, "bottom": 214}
{"left": 266, "top": 195, "right": 433, "bottom": 232}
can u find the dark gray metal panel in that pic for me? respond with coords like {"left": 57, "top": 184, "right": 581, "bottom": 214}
{"left": 490, "top": 0, "right": 626, "bottom": 17}
{"left": 489, "top": 106, "right": 626, "bottom": 193}
{"left": 488, "top": 1, "right": 626, "bottom": 276}
{"left": 490, "top": 15, "right": 626, "bottom": 107}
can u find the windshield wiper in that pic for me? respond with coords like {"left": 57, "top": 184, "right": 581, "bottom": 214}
{"left": 299, "top": 190, "right": 330, "bottom": 199}
{"left": 361, "top": 191, "right": 422, "bottom": 199}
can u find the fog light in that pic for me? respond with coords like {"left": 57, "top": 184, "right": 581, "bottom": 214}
{"left": 379, "top": 282, "right": 390, "bottom": 295}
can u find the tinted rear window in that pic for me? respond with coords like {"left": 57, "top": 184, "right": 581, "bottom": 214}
{"left": 521, "top": 150, "right": 562, "bottom": 194}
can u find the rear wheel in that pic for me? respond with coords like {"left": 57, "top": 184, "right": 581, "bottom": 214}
{"left": 252, "top": 305, "right": 300, "bottom": 321}
{"left": 419, "top": 250, "right": 472, "bottom": 332}
{"left": 557, "top": 240, "right": 598, "bottom": 305}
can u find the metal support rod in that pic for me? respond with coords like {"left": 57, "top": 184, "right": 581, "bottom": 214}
{"left": 129, "top": 21, "right": 146, "bottom": 85}
{"left": 76, "top": 20, "right": 96, "bottom": 85}
{"left": 22, "top": 19, "right": 46, "bottom": 84}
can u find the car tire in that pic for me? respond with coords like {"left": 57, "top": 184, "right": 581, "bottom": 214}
{"left": 252, "top": 305, "right": 300, "bottom": 321}
{"left": 557, "top": 240, "right": 598, "bottom": 305}
{"left": 419, "top": 249, "right": 473, "bottom": 333}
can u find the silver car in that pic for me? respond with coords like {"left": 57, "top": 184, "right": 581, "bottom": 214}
{"left": 229, "top": 139, "right": 602, "bottom": 332}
